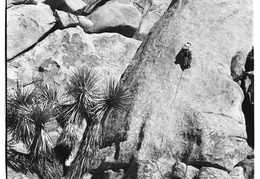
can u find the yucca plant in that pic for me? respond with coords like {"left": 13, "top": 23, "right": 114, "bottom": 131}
{"left": 54, "top": 67, "right": 100, "bottom": 176}
{"left": 65, "top": 79, "right": 132, "bottom": 179}
{"left": 6, "top": 84, "right": 63, "bottom": 179}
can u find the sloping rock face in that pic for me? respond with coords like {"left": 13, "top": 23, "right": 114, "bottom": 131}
{"left": 87, "top": 1, "right": 142, "bottom": 37}
{"left": 7, "top": 3, "right": 56, "bottom": 60}
{"left": 7, "top": 26, "right": 141, "bottom": 92}
{"left": 112, "top": 0, "right": 253, "bottom": 176}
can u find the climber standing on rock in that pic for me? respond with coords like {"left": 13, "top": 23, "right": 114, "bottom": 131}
{"left": 181, "top": 42, "right": 192, "bottom": 69}
{"left": 174, "top": 42, "right": 192, "bottom": 71}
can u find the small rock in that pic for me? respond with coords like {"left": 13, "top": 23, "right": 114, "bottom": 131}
{"left": 229, "top": 166, "right": 245, "bottom": 179}
{"left": 54, "top": 10, "right": 79, "bottom": 29}
{"left": 78, "top": 15, "right": 94, "bottom": 31}
{"left": 230, "top": 51, "right": 245, "bottom": 82}
{"left": 186, "top": 165, "right": 200, "bottom": 179}
{"left": 172, "top": 162, "right": 187, "bottom": 178}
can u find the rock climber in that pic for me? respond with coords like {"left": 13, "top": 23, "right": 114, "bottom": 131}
{"left": 181, "top": 42, "right": 192, "bottom": 69}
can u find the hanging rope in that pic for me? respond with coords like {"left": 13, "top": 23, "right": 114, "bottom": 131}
{"left": 173, "top": 70, "right": 184, "bottom": 103}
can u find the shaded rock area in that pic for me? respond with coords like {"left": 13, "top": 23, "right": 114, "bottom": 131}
{"left": 7, "top": 3, "right": 56, "bottom": 60}
{"left": 7, "top": 26, "right": 141, "bottom": 92}
{"left": 87, "top": 1, "right": 142, "bottom": 37}
{"left": 242, "top": 49, "right": 254, "bottom": 148}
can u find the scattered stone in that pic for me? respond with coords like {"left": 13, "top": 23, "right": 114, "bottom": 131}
{"left": 7, "top": 3, "right": 56, "bottom": 60}
{"left": 78, "top": 15, "right": 94, "bottom": 31}
{"left": 54, "top": 10, "right": 79, "bottom": 29}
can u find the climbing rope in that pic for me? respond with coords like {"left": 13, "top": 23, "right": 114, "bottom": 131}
{"left": 173, "top": 70, "right": 184, "bottom": 102}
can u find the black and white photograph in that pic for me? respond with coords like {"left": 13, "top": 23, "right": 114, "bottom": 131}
{"left": 5, "top": 0, "right": 256, "bottom": 178}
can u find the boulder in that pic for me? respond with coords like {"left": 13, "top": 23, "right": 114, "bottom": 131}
{"left": 133, "top": 0, "right": 171, "bottom": 16}
{"left": 230, "top": 51, "right": 245, "bottom": 82}
{"left": 133, "top": 11, "right": 161, "bottom": 40}
{"left": 7, "top": 26, "right": 141, "bottom": 92}
{"left": 169, "top": 162, "right": 199, "bottom": 179}
{"left": 87, "top": 1, "right": 142, "bottom": 37}
{"left": 63, "top": 0, "right": 86, "bottom": 14}
{"left": 7, "top": 3, "right": 56, "bottom": 60}
{"left": 110, "top": 0, "right": 253, "bottom": 175}
{"left": 7, "top": 0, "right": 35, "bottom": 8}
{"left": 229, "top": 166, "right": 245, "bottom": 179}
{"left": 54, "top": 10, "right": 79, "bottom": 29}
{"left": 78, "top": 15, "right": 94, "bottom": 31}
{"left": 132, "top": 0, "right": 172, "bottom": 39}
{"left": 82, "top": 0, "right": 101, "bottom": 14}
{"left": 197, "top": 167, "right": 231, "bottom": 179}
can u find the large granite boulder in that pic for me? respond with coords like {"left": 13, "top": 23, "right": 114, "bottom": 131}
{"left": 7, "top": 26, "right": 141, "bottom": 92}
{"left": 106, "top": 0, "right": 253, "bottom": 177}
{"left": 7, "top": 3, "right": 56, "bottom": 60}
{"left": 86, "top": 1, "right": 142, "bottom": 37}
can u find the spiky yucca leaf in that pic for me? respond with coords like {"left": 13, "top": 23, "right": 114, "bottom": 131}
{"left": 94, "top": 79, "right": 132, "bottom": 142}
{"left": 37, "top": 83, "right": 63, "bottom": 105}
{"left": 66, "top": 79, "right": 131, "bottom": 179}
{"left": 7, "top": 147, "right": 29, "bottom": 174}
{"left": 56, "top": 123, "right": 78, "bottom": 148}
{"left": 93, "top": 79, "right": 132, "bottom": 121}
{"left": 63, "top": 67, "right": 99, "bottom": 126}
{"left": 7, "top": 86, "right": 37, "bottom": 147}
